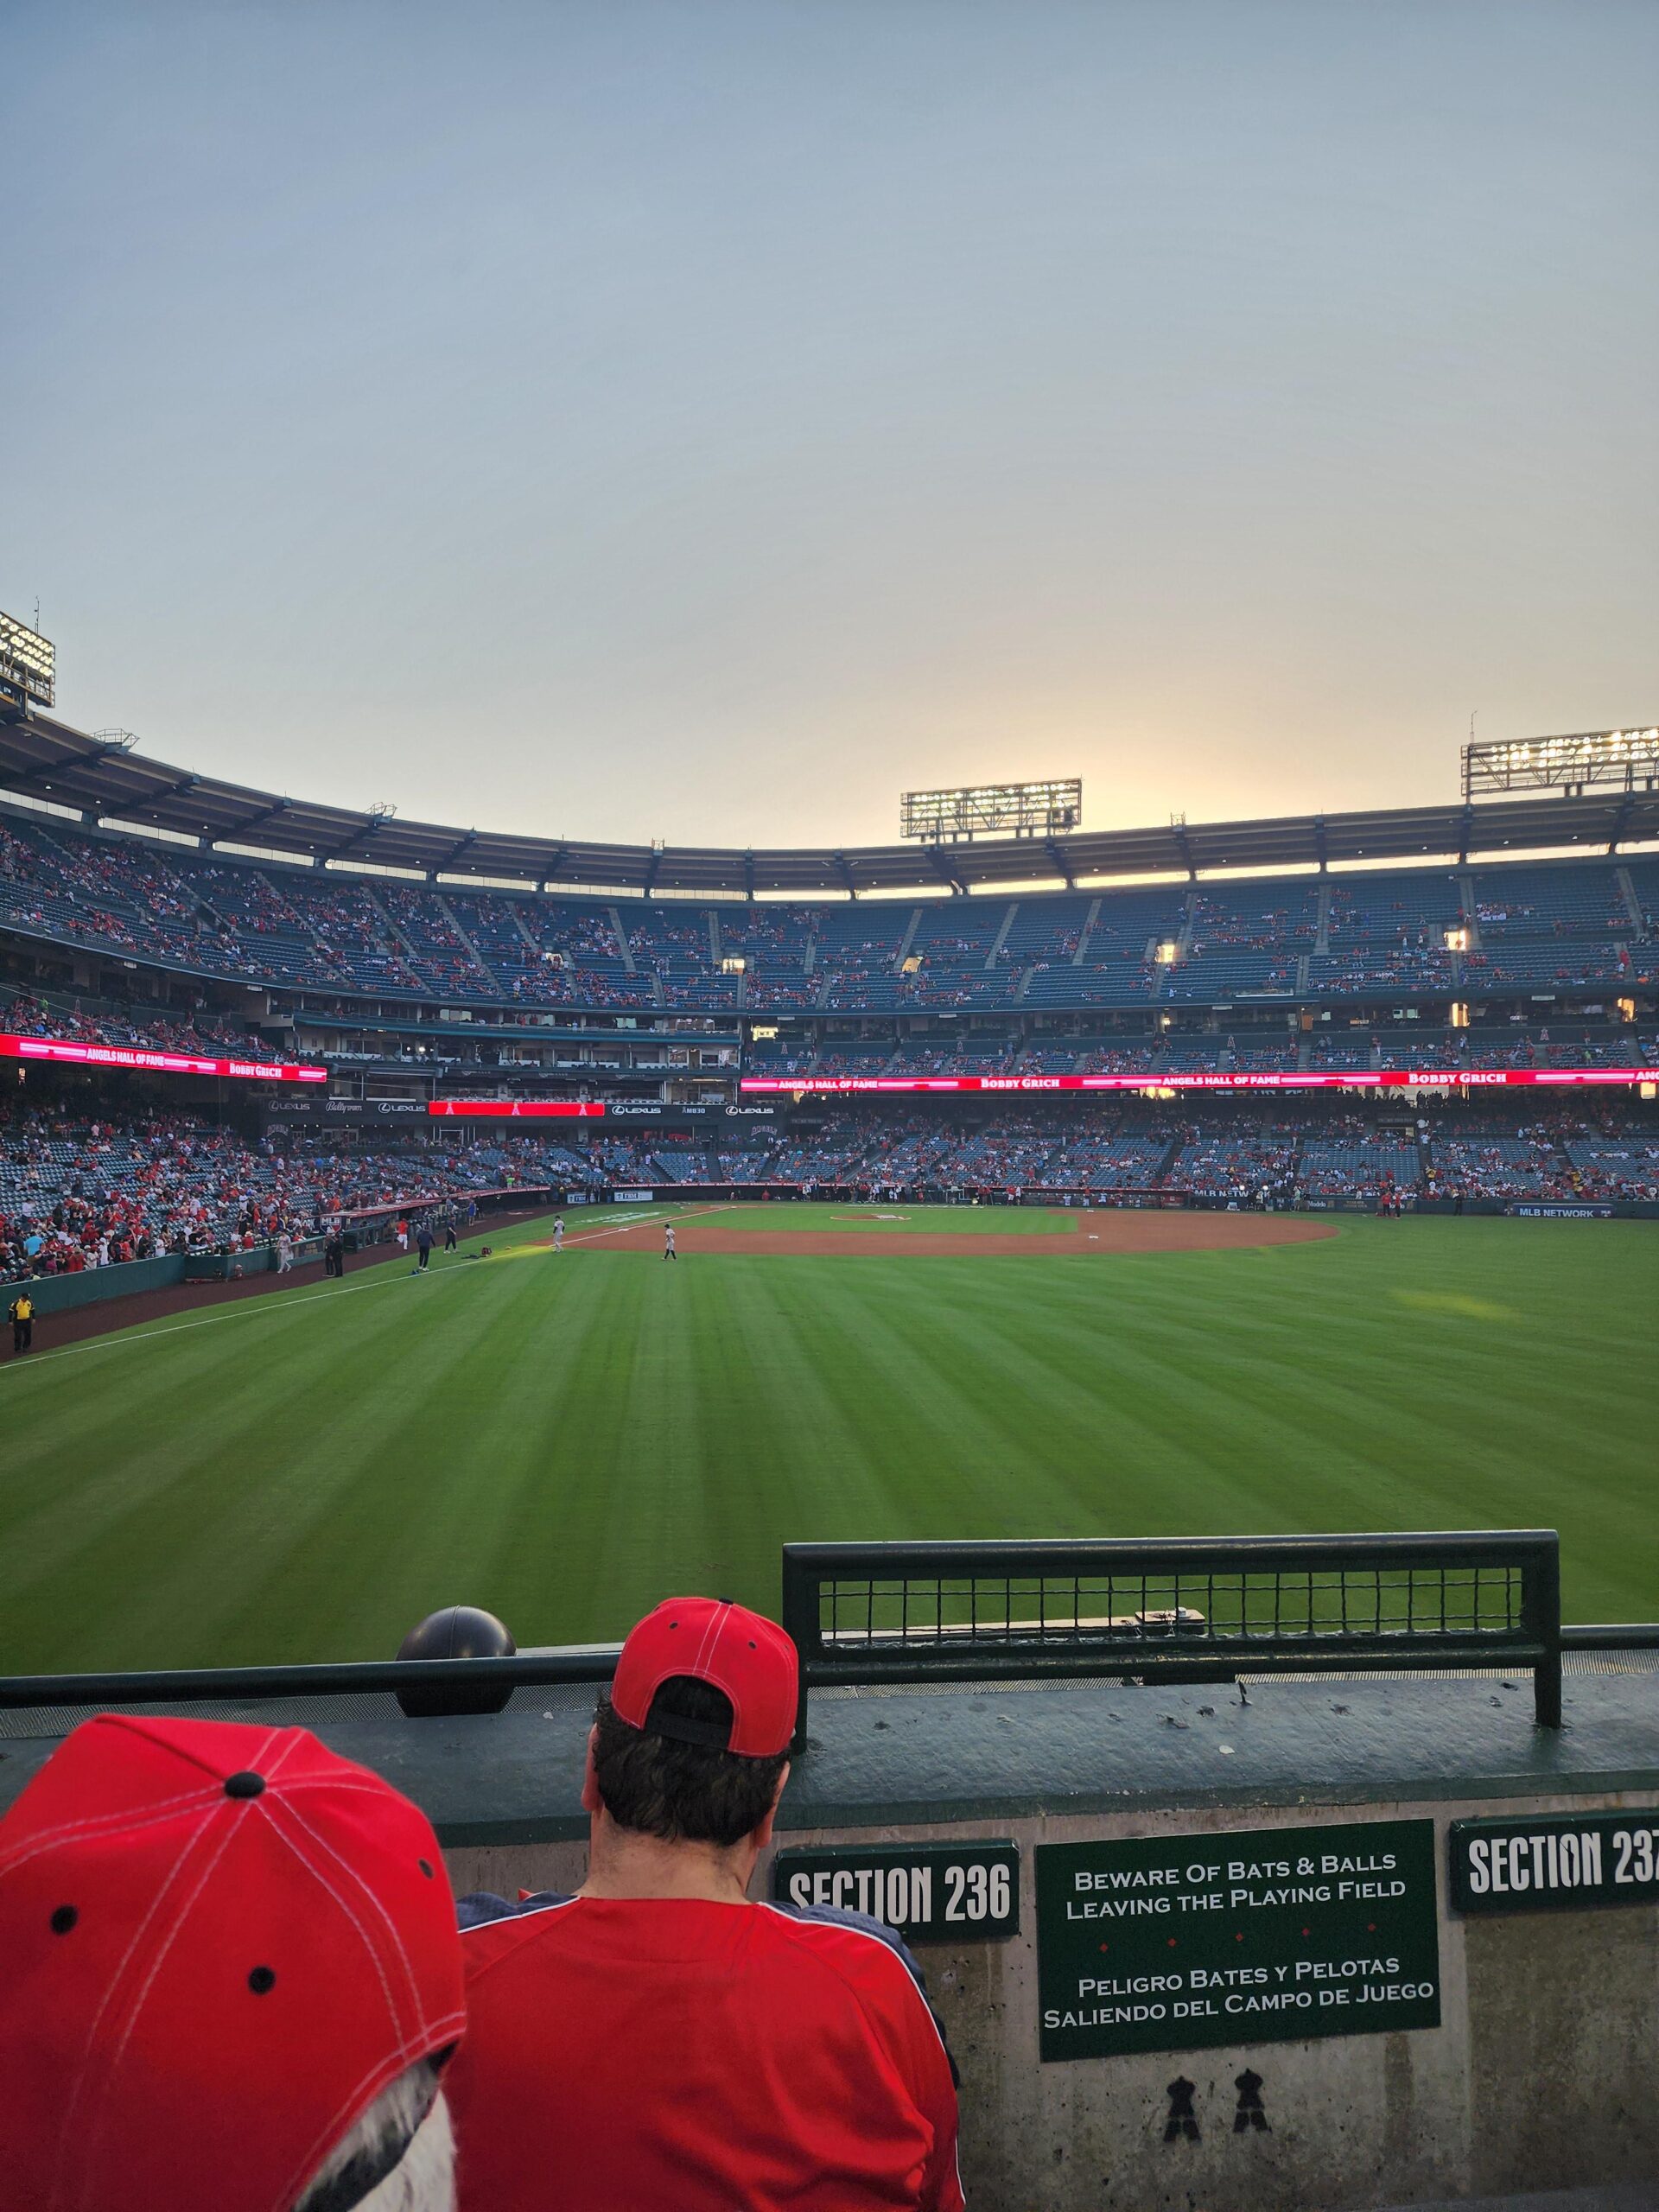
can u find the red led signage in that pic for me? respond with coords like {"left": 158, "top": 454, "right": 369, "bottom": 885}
{"left": 0, "top": 1033, "right": 327, "bottom": 1084}
{"left": 427, "top": 1099, "right": 607, "bottom": 1117}
{"left": 738, "top": 1069, "right": 1647, "bottom": 1096}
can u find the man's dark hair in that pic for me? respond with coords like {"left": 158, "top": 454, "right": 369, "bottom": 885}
{"left": 592, "top": 1677, "right": 788, "bottom": 1847}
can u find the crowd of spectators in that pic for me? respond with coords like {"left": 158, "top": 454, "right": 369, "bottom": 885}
{"left": 0, "top": 1101, "right": 556, "bottom": 1281}
{"left": 10, "top": 1090, "right": 1657, "bottom": 1274}
{"left": 3, "top": 810, "right": 1656, "bottom": 1030}
{"left": 1163, "top": 1120, "right": 1304, "bottom": 1202}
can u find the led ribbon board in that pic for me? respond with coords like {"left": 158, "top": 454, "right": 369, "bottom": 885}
{"left": 427, "top": 1099, "right": 607, "bottom": 1117}
{"left": 0, "top": 1033, "right": 327, "bottom": 1084}
{"left": 739, "top": 1069, "right": 1646, "bottom": 1095}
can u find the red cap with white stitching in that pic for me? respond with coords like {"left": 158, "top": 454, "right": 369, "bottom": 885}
{"left": 610, "top": 1598, "right": 798, "bottom": 1757}
{"left": 0, "top": 1712, "right": 466, "bottom": 2212}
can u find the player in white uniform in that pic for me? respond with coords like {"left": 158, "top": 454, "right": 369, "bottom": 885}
{"left": 664, "top": 1220, "right": 677, "bottom": 1261}
{"left": 553, "top": 1215, "right": 565, "bottom": 1251}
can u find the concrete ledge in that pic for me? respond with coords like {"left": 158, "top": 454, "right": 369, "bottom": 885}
{"left": 3, "top": 1663, "right": 1658, "bottom": 1845}
{"left": 1382, "top": 2193, "right": 1656, "bottom": 2212}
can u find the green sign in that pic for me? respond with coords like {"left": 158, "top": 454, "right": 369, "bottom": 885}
{"left": 772, "top": 1841, "right": 1020, "bottom": 1944}
{"left": 1035, "top": 1819, "right": 1440, "bottom": 2062}
{"left": 1450, "top": 1810, "right": 1659, "bottom": 1916}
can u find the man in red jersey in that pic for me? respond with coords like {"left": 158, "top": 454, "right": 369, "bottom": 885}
{"left": 446, "top": 1596, "right": 964, "bottom": 2211}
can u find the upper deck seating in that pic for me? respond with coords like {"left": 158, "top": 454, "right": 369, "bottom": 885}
{"left": 1000, "top": 894, "right": 1095, "bottom": 970}
{"left": 1470, "top": 865, "right": 1627, "bottom": 939}
{"left": 1307, "top": 948, "right": 1454, "bottom": 995}
{"left": 1462, "top": 944, "right": 1628, "bottom": 988}
{"left": 0, "top": 812, "right": 1649, "bottom": 1021}
{"left": 1325, "top": 870, "right": 1461, "bottom": 945}
{"left": 1189, "top": 883, "right": 1319, "bottom": 949}
{"left": 1163, "top": 953, "right": 1297, "bottom": 1001}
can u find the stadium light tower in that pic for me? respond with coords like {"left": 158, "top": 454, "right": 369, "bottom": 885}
{"left": 1462, "top": 726, "right": 1659, "bottom": 799}
{"left": 0, "top": 609, "right": 54, "bottom": 715}
{"left": 900, "top": 778, "right": 1082, "bottom": 843}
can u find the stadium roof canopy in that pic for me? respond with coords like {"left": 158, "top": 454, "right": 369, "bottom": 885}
{"left": 2, "top": 710, "right": 1656, "bottom": 899}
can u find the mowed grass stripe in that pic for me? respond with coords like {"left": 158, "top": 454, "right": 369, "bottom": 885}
{"left": 0, "top": 1217, "right": 1653, "bottom": 1669}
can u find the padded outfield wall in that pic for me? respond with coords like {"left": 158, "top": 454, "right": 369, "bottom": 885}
{"left": 400, "top": 1667, "right": 1659, "bottom": 2210}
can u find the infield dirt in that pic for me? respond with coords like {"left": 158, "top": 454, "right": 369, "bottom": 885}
{"left": 571, "top": 1209, "right": 1338, "bottom": 1258}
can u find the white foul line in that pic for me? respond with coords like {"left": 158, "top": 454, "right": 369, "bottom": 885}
{"left": 0, "top": 1204, "right": 734, "bottom": 1379}
{"left": 560, "top": 1204, "right": 730, "bottom": 1249}
{"left": 0, "top": 1261, "right": 459, "bottom": 1375}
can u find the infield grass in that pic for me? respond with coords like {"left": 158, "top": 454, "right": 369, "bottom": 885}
{"left": 1, "top": 1203, "right": 1655, "bottom": 1669}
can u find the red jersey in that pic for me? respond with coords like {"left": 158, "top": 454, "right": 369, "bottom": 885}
{"left": 448, "top": 1891, "right": 965, "bottom": 2211}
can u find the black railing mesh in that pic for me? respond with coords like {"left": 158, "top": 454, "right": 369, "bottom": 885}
{"left": 819, "top": 1564, "right": 1526, "bottom": 1650}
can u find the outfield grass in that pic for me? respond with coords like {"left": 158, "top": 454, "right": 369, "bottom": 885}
{"left": 1, "top": 1204, "right": 1655, "bottom": 1670}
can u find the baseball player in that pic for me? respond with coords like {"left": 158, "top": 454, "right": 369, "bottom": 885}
{"left": 552, "top": 1215, "right": 565, "bottom": 1252}
{"left": 663, "top": 1219, "right": 677, "bottom": 1261}
{"left": 447, "top": 1598, "right": 963, "bottom": 2210}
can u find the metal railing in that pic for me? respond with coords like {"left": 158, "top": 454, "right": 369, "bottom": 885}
{"left": 0, "top": 1649, "right": 620, "bottom": 1717}
{"left": 780, "top": 1531, "right": 1564, "bottom": 1745}
{"left": 0, "top": 1532, "right": 1583, "bottom": 1741}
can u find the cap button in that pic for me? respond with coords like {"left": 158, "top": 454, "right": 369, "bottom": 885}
{"left": 224, "top": 1771, "right": 266, "bottom": 1799}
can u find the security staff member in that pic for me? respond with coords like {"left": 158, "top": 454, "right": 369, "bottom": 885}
{"left": 9, "top": 1289, "right": 35, "bottom": 1354}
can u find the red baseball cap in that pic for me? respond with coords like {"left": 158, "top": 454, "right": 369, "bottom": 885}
{"left": 610, "top": 1598, "right": 798, "bottom": 1757}
{"left": 0, "top": 1713, "right": 467, "bottom": 2212}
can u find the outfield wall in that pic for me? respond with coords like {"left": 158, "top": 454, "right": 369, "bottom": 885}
{"left": 601, "top": 1181, "right": 1659, "bottom": 1218}
{"left": 432, "top": 1666, "right": 1659, "bottom": 2211}
{"left": 5, "top": 1187, "right": 553, "bottom": 1319}
{"left": 2, "top": 1662, "right": 1654, "bottom": 2209}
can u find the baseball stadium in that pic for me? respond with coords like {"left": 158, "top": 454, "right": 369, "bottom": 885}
{"left": 6, "top": 5, "right": 1659, "bottom": 2196}
{"left": 5, "top": 681, "right": 1659, "bottom": 2212}
{"left": 0, "top": 680, "right": 1655, "bottom": 1672}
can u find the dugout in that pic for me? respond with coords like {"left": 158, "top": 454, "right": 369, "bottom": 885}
{"left": 1, "top": 1532, "right": 1656, "bottom": 2211}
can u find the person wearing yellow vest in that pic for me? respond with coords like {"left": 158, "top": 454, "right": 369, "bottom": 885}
{"left": 9, "top": 1289, "right": 35, "bottom": 1354}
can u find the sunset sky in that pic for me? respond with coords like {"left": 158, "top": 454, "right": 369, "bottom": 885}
{"left": 6, "top": 2, "right": 1655, "bottom": 851}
